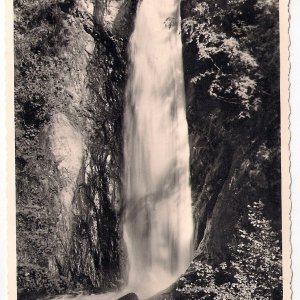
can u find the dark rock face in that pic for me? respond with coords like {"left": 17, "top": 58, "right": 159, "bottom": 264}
{"left": 63, "top": 25, "right": 128, "bottom": 289}
{"left": 47, "top": 0, "right": 140, "bottom": 291}
{"left": 117, "top": 293, "right": 139, "bottom": 300}
{"left": 15, "top": 0, "right": 138, "bottom": 298}
{"left": 113, "top": 0, "right": 139, "bottom": 40}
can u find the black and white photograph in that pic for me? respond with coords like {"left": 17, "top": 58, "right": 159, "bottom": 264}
{"left": 12, "top": 0, "right": 290, "bottom": 299}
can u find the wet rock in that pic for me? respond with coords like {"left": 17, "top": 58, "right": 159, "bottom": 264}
{"left": 117, "top": 293, "right": 139, "bottom": 300}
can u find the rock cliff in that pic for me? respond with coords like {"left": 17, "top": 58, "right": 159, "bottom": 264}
{"left": 15, "top": 0, "right": 137, "bottom": 297}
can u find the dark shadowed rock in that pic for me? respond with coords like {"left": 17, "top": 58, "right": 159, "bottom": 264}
{"left": 117, "top": 293, "right": 139, "bottom": 300}
{"left": 113, "top": 0, "right": 139, "bottom": 40}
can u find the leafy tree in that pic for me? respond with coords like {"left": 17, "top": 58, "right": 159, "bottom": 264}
{"left": 181, "top": 0, "right": 279, "bottom": 128}
{"left": 182, "top": 2, "right": 260, "bottom": 121}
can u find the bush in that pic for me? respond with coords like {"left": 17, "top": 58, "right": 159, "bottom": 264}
{"left": 174, "top": 201, "right": 282, "bottom": 299}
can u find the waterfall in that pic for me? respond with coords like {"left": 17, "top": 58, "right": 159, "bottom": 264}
{"left": 123, "top": 0, "right": 194, "bottom": 298}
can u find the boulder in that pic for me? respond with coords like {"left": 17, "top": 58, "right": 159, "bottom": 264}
{"left": 117, "top": 292, "right": 139, "bottom": 300}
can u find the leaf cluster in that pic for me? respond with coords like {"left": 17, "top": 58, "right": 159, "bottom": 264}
{"left": 182, "top": 0, "right": 279, "bottom": 125}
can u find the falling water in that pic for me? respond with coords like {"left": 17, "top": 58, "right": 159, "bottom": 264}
{"left": 123, "top": 0, "right": 194, "bottom": 298}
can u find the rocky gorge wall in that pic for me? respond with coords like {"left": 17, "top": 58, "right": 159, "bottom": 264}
{"left": 15, "top": 0, "right": 137, "bottom": 297}
{"left": 181, "top": 0, "right": 281, "bottom": 263}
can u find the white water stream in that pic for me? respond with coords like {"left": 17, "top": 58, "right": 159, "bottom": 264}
{"left": 123, "top": 0, "right": 194, "bottom": 298}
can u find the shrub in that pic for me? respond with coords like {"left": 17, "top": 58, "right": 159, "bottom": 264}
{"left": 175, "top": 201, "right": 282, "bottom": 299}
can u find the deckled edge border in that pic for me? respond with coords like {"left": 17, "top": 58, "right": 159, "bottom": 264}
{"left": 6, "top": 0, "right": 16, "bottom": 298}
{"left": 280, "top": 0, "right": 292, "bottom": 298}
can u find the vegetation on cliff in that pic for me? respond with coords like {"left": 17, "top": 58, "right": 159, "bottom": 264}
{"left": 173, "top": 201, "right": 282, "bottom": 299}
{"left": 15, "top": 0, "right": 74, "bottom": 297}
{"left": 176, "top": 0, "right": 281, "bottom": 298}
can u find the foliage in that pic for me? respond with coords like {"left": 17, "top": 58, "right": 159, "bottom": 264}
{"left": 14, "top": 0, "right": 75, "bottom": 180}
{"left": 182, "top": 2, "right": 258, "bottom": 121}
{"left": 15, "top": 1, "right": 76, "bottom": 297}
{"left": 174, "top": 201, "right": 282, "bottom": 299}
{"left": 16, "top": 152, "right": 65, "bottom": 298}
{"left": 18, "top": 264, "right": 68, "bottom": 299}
{"left": 182, "top": 0, "right": 279, "bottom": 124}
{"left": 14, "top": 0, "right": 74, "bottom": 141}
